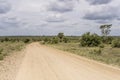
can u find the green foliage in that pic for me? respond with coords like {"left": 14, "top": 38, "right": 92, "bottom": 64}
{"left": 51, "top": 37, "right": 59, "bottom": 44}
{"left": 44, "top": 38, "right": 49, "bottom": 42}
{"left": 41, "top": 37, "right": 51, "bottom": 44}
{"left": 57, "top": 33, "right": 64, "bottom": 42}
{"left": 4, "top": 37, "right": 9, "bottom": 41}
{"left": 99, "top": 44, "right": 104, "bottom": 48}
{"left": 0, "top": 36, "right": 48, "bottom": 43}
{"left": 63, "top": 37, "right": 69, "bottom": 43}
{"left": 112, "top": 39, "right": 120, "bottom": 48}
{"left": 80, "top": 32, "right": 101, "bottom": 47}
{"left": 24, "top": 39, "right": 30, "bottom": 43}
{"left": 101, "top": 36, "right": 113, "bottom": 44}
{"left": 100, "top": 24, "right": 112, "bottom": 36}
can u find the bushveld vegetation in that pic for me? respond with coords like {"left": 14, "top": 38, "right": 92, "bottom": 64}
{"left": 0, "top": 41, "right": 25, "bottom": 60}
{"left": 111, "top": 39, "right": 120, "bottom": 48}
{"left": 44, "top": 24, "right": 120, "bottom": 67}
{"left": 0, "top": 24, "right": 120, "bottom": 67}
{"left": 0, "top": 36, "right": 38, "bottom": 60}
{"left": 80, "top": 32, "right": 101, "bottom": 47}
{"left": 41, "top": 33, "right": 69, "bottom": 44}
{"left": 0, "top": 36, "right": 59, "bottom": 60}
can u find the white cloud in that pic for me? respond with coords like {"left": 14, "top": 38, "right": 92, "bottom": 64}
{"left": 0, "top": 0, "right": 120, "bottom": 36}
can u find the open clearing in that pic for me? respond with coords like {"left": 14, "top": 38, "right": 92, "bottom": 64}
{"left": 14, "top": 42, "right": 120, "bottom": 80}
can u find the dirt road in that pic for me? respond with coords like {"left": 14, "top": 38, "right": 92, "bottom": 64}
{"left": 15, "top": 43, "right": 120, "bottom": 80}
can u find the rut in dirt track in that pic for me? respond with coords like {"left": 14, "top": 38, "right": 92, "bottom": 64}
{"left": 15, "top": 43, "right": 120, "bottom": 80}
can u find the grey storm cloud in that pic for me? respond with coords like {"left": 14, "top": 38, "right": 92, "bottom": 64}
{"left": 86, "top": 0, "right": 112, "bottom": 5}
{"left": 83, "top": 6, "right": 119, "bottom": 23}
{"left": 117, "top": 17, "right": 120, "bottom": 20}
{"left": 47, "top": 0, "right": 75, "bottom": 13}
{"left": 0, "top": 17, "right": 21, "bottom": 29}
{"left": 0, "top": 1, "right": 11, "bottom": 14}
{"left": 84, "top": 12, "right": 117, "bottom": 20}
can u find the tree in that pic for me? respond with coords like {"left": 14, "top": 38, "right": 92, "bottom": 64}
{"left": 57, "top": 33, "right": 64, "bottom": 42}
{"left": 100, "top": 24, "right": 112, "bottom": 36}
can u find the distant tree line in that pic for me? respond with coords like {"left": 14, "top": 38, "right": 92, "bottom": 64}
{"left": 0, "top": 24, "right": 119, "bottom": 48}
{"left": 42, "top": 33, "right": 69, "bottom": 44}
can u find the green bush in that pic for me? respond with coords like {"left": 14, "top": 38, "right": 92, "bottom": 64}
{"left": 44, "top": 38, "right": 48, "bottom": 42}
{"left": 101, "top": 36, "right": 113, "bottom": 44}
{"left": 4, "top": 37, "right": 9, "bottom": 42}
{"left": 63, "top": 37, "right": 69, "bottom": 43}
{"left": 24, "top": 39, "right": 30, "bottom": 43}
{"left": 80, "top": 32, "right": 101, "bottom": 47}
{"left": 44, "top": 38, "right": 51, "bottom": 43}
{"left": 51, "top": 37, "right": 59, "bottom": 44}
{"left": 99, "top": 44, "right": 104, "bottom": 48}
{"left": 111, "top": 39, "right": 120, "bottom": 48}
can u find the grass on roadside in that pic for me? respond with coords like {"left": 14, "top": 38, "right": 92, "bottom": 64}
{"left": 0, "top": 41, "right": 25, "bottom": 60}
{"left": 47, "top": 43, "right": 120, "bottom": 67}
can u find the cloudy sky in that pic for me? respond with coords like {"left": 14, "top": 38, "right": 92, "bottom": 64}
{"left": 0, "top": 0, "right": 120, "bottom": 36}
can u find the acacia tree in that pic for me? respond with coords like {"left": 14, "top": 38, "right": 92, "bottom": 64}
{"left": 100, "top": 24, "right": 113, "bottom": 44}
{"left": 100, "top": 24, "right": 112, "bottom": 36}
{"left": 57, "top": 33, "right": 64, "bottom": 42}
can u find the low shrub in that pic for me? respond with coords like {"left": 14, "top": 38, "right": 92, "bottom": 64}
{"left": 24, "top": 39, "right": 30, "bottom": 43}
{"left": 44, "top": 38, "right": 49, "bottom": 42}
{"left": 111, "top": 39, "right": 120, "bottom": 48}
{"left": 101, "top": 36, "right": 113, "bottom": 44}
{"left": 63, "top": 37, "right": 69, "bottom": 43}
{"left": 89, "top": 49, "right": 102, "bottom": 55}
{"left": 51, "top": 37, "right": 59, "bottom": 44}
{"left": 99, "top": 44, "right": 104, "bottom": 48}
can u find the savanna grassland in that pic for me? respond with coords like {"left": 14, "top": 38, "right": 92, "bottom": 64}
{"left": 43, "top": 33, "right": 120, "bottom": 67}
{"left": 0, "top": 36, "right": 54, "bottom": 60}
{"left": 0, "top": 41, "right": 25, "bottom": 60}
{"left": 0, "top": 34, "right": 120, "bottom": 80}
{"left": 0, "top": 33, "right": 120, "bottom": 68}
{"left": 47, "top": 42, "right": 120, "bottom": 67}
{"left": 42, "top": 25, "right": 120, "bottom": 67}
{"left": 0, "top": 36, "right": 41, "bottom": 60}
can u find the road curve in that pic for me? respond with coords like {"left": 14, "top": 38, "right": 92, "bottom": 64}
{"left": 15, "top": 43, "right": 120, "bottom": 80}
